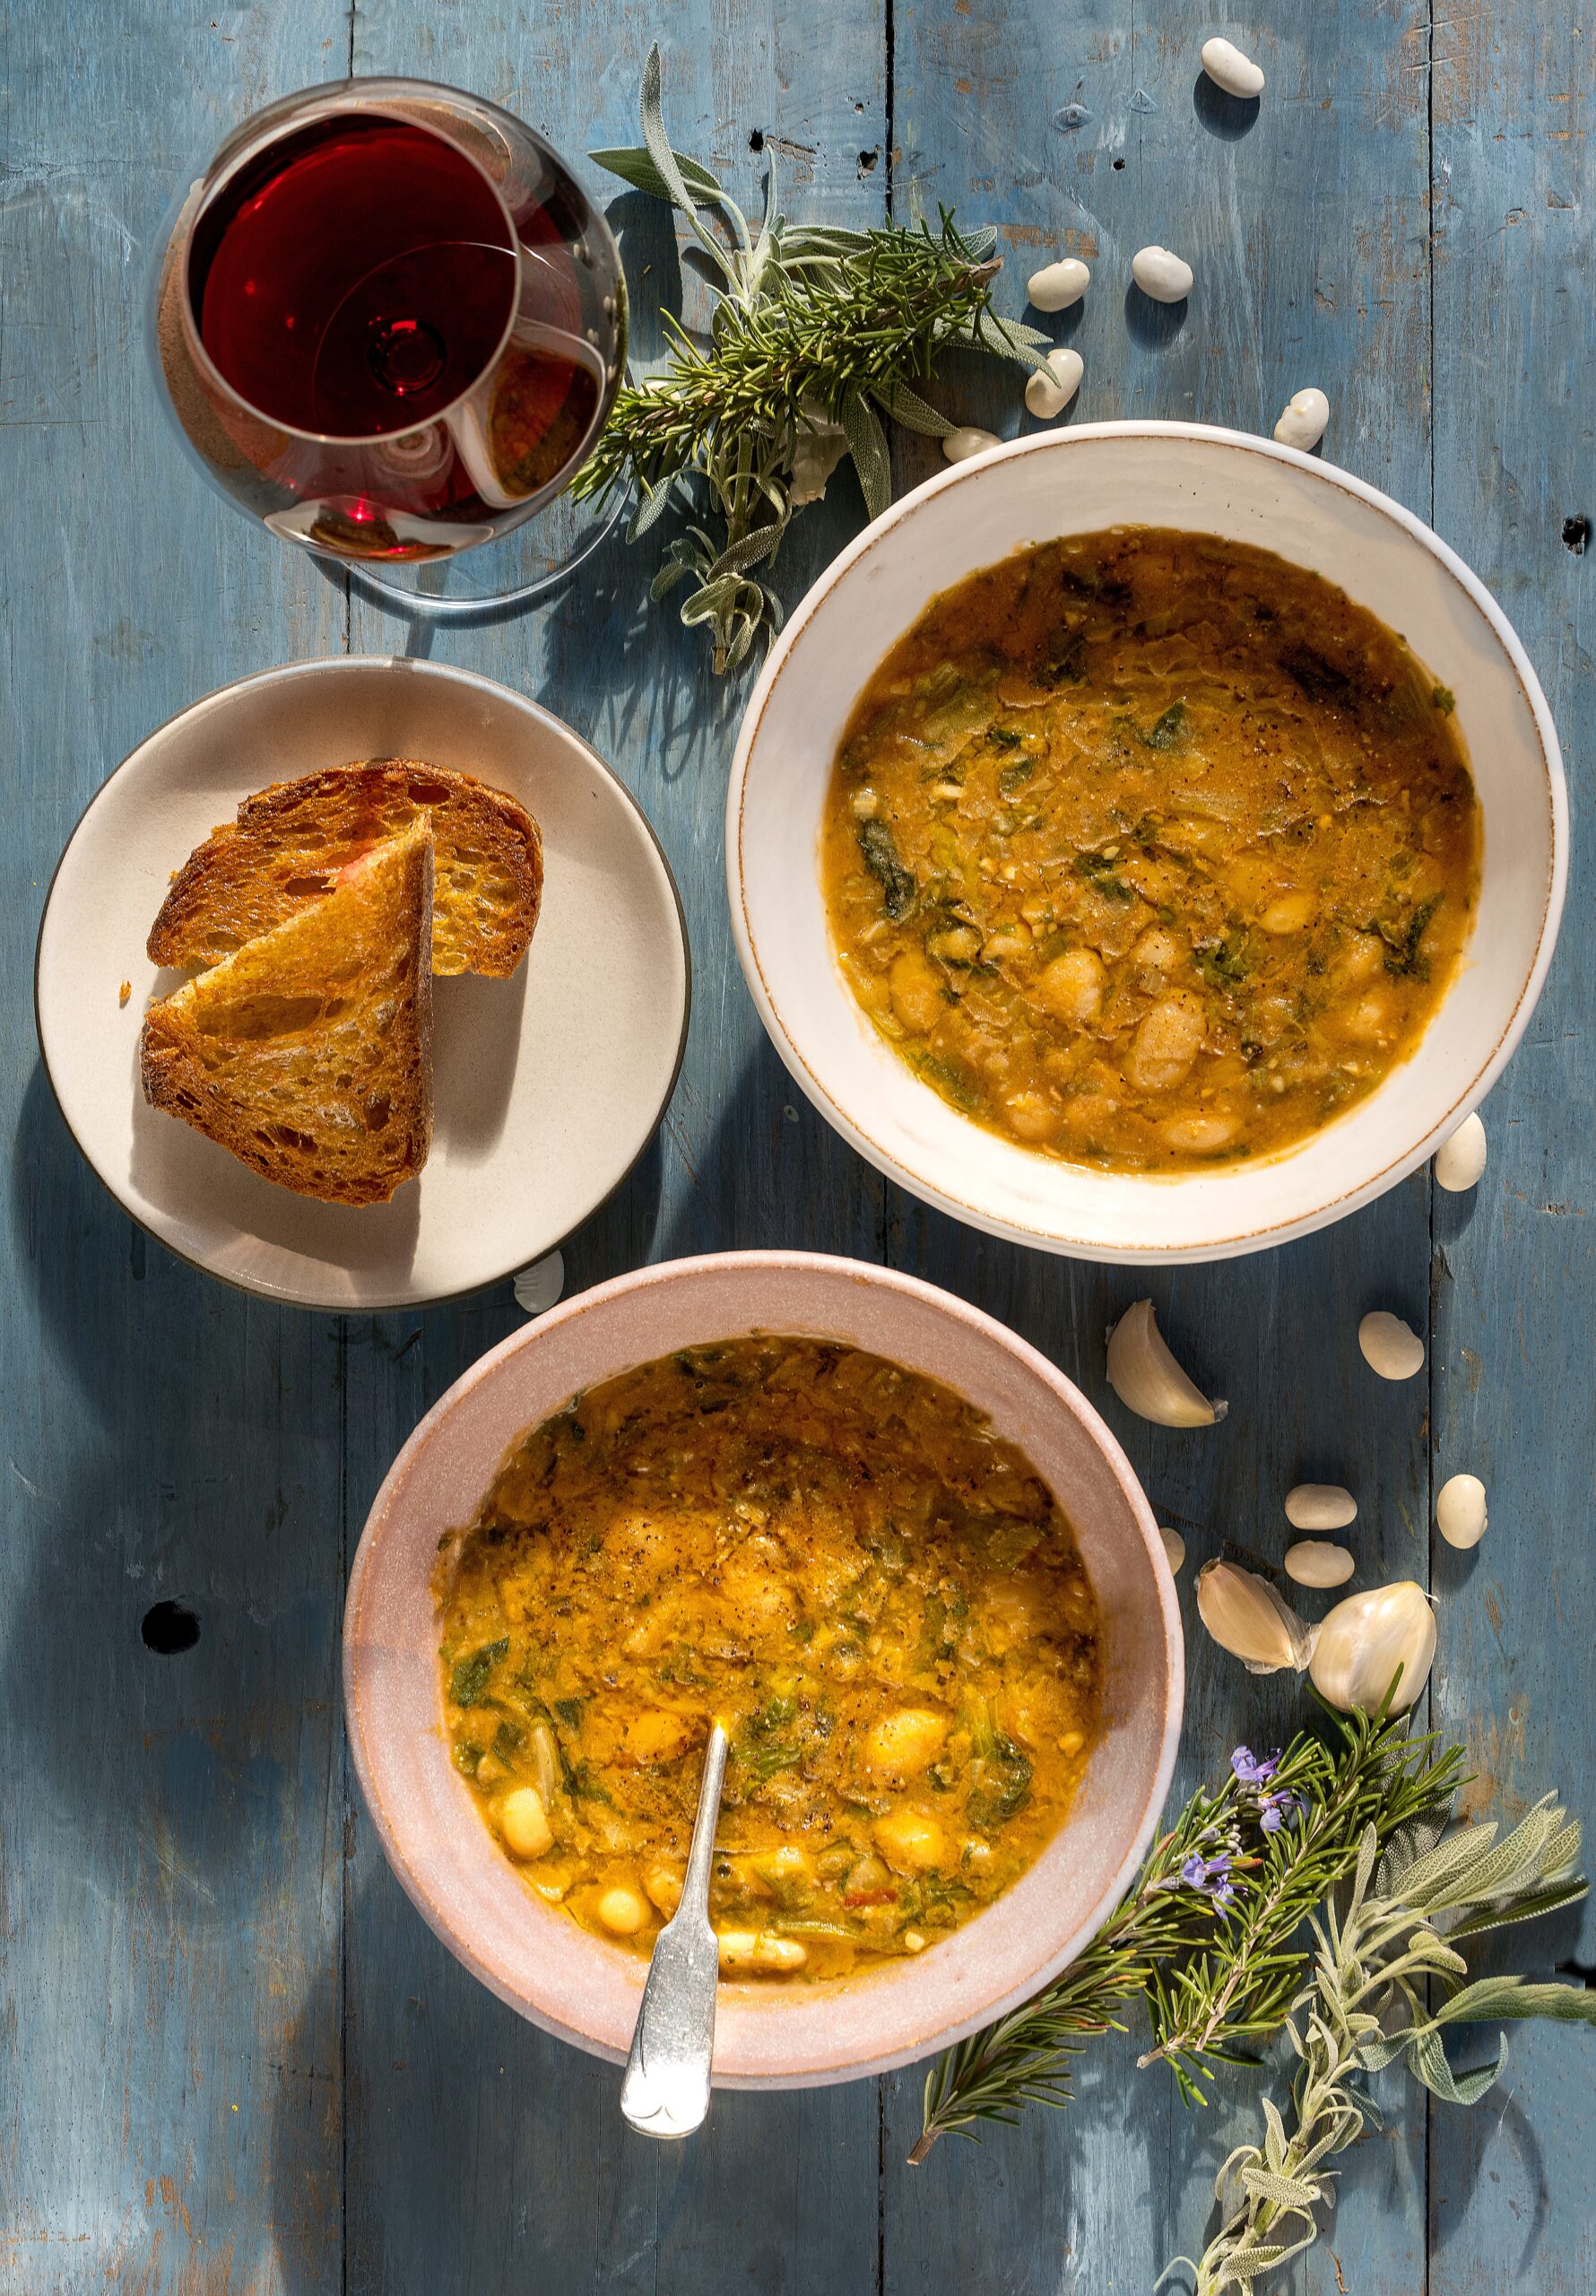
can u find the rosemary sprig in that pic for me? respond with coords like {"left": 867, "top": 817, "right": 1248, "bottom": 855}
{"left": 913, "top": 1701, "right": 1462, "bottom": 2157}
{"left": 573, "top": 43, "right": 1045, "bottom": 671}
{"left": 1173, "top": 1796, "right": 1594, "bottom": 2292}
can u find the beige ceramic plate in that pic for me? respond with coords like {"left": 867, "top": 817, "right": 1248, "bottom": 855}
{"left": 35, "top": 657, "right": 690, "bottom": 1309}
{"left": 344, "top": 1250, "right": 1184, "bottom": 2086}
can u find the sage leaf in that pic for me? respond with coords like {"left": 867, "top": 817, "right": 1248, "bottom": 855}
{"left": 841, "top": 389, "right": 892, "bottom": 522}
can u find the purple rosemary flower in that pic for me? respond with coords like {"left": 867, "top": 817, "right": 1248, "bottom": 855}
{"left": 1231, "top": 1745, "right": 1280, "bottom": 1787}
{"left": 1181, "top": 1849, "right": 1235, "bottom": 1897}
{"left": 1259, "top": 1791, "right": 1299, "bottom": 1834}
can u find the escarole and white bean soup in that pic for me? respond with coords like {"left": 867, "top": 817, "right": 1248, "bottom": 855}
{"left": 821, "top": 528, "right": 1481, "bottom": 1170}
{"left": 436, "top": 1336, "right": 1102, "bottom": 1979}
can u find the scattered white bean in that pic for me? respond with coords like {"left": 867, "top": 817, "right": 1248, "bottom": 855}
{"left": 1028, "top": 256, "right": 1091, "bottom": 311}
{"left": 1285, "top": 1483, "right": 1358, "bottom": 1532}
{"left": 1024, "top": 347, "right": 1084, "bottom": 420}
{"left": 514, "top": 1250, "right": 565, "bottom": 1316}
{"left": 1435, "top": 1111, "right": 1488, "bottom": 1193}
{"left": 1358, "top": 1309, "right": 1427, "bottom": 1381}
{"left": 1132, "top": 246, "right": 1193, "bottom": 303}
{"left": 1201, "top": 36, "right": 1265, "bottom": 99}
{"left": 1159, "top": 1524, "right": 1187, "bottom": 1574}
{"left": 1284, "top": 1540, "right": 1356, "bottom": 1589}
{"left": 1437, "top": 1472, "right": 1488, "bottom": 1550}
{"left": 1273, "top": 387, "right": 1330, "bottom": 451}
{"left": 941, "top": 425, "right": 1002, "bottom": 465}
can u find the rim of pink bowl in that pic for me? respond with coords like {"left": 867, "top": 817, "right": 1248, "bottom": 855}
{"left": 343, "top": 1248, "right": 1185, "bottom": 2086}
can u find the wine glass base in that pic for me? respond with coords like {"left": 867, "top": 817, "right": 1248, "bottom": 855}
{"left": 344, "top": 483, "right": 628, "bottom": 617}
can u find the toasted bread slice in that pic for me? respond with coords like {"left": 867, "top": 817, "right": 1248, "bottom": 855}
{"left": 147, "top": 760, "right": 540, "bottom": 978}
{"left": 142, "top": 820, "right": 434, "bottom": 1206}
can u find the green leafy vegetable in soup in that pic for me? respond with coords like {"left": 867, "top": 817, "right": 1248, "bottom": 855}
{"left": 436, "top": 1337, "right": 1102, "bottom": 1979}
{"left": 822, "top": 528, "right": 1481, "bottom": 1170}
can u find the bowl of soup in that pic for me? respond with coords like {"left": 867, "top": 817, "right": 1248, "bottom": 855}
{"left": 343, "top": 1250, "right": 1182, "bottom": 2083}
{"left": 728, "top": 423, "right": 1566, "bottom": 1261}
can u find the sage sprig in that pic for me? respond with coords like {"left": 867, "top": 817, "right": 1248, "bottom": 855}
{"left": 1173, "top": 1794, "right": 1594, "bottom": 2292}
{"left": 572, "top": 43, "right": 1046, "bottom": 671}
{"left": 914, "top": 1701, "right": 1462, "bottom": 2156}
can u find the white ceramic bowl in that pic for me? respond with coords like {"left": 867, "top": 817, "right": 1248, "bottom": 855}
{"left": 728, "top": 422, "right": 1567, "bottom": 1263}
{"left": 344, "top": 1250, "right": 1183, "bottom": 2085}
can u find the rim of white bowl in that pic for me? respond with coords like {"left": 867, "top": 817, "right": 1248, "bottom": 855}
{"left": 343, "top": 1248, "right": 1185, "bottom": 2085}
{"left": 726, "top": 421, "right": 1569, "bottom": 1264}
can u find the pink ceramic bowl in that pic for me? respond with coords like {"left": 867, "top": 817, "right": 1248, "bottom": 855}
{"left": 343, "top": 1251, "right": 1184, "bottom": 2085}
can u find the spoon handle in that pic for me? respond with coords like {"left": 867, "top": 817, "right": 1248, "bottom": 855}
{"left": 620, "top": 1721, "right": 730, "bottom": 2139}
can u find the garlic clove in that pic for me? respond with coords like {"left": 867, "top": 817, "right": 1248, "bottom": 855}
{"left": 1284, "top": 1539, "right": 1356, "bottom": 1590}
{"left": 1197, "top": 1560, "right": 1313, "bottom": 1674}
{"left": 1027, "top": 257, "right": 1091, "bottom": 311}
{"left": 1131, "top": 245, "right": 1194, "bottom": 304}
{"left": 942, "top": 425, "right": 1002, "bottom": 465}
{"left": 1159, "top": 1525, "right": 1187, "bottom": 1574}
{"left": 1435, "top": 1111, "right": 1488, "bottom": 1193}
{"left": 1284, "top": 1482, "right": 1357, "bottom": 1532}
{"left": 1308, "top": 1580, "right": 1436, "bottom": 1714}
{"left": 1436, "top": 1472, "right": 1488, "bottom": 1550}
{"left": 514, "top": 1250, "right": 565, "bottom": 1316}
{"left": 1024, "top": 347, "right": 1084, "bottom": 421}
{"left": 1272, "top": 387, "right": 1330, "bottom": 451}
{"left": 1106, "top": 1299, "right": 1227, "bottom": 1427}
{"left": 1358, "top": 1309, "right": 1426, "bottom": 1381}
{"left": 1201, "top": 35, "right": 1265, "bottom": 98}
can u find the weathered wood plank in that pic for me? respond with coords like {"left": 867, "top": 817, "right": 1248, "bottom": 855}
{"left": 337, "top": 8, "right": 888, "bottom": 2291}
{"left": 1427, "top": 1, "right": 1596, "bottom": 2287}
{"left": 0, "top": 5, "right": 351, "bottom": 2291}
{"left": 886, "top": 2, "right": 1441, "bottom": 2290}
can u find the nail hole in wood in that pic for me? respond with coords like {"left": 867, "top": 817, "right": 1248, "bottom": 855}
{"left": 142, "top": 1601, "right": 200, "bottom": 1655}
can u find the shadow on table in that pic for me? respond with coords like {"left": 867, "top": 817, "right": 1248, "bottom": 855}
{"left": 4, "top": 1063, "right": 351, "bottom": 2276}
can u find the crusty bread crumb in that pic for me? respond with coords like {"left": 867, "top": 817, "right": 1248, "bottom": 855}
{"left": 147, "top": 759, "right": 540, "bottom": 978}
{"left": 141, "top": 820, "right": 434, "bottom": 1205}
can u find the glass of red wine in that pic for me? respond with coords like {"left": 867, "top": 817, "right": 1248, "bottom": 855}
{"left": 150, "top": 81, "right": 627, "bottom": 612}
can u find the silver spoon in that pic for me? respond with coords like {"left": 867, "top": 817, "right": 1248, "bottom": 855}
{"left": 620, "top": 1720, "right": 729, "bottom": 2139}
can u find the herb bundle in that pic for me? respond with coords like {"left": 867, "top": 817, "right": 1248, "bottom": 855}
{"left": 1178, "top": 1795, "right": 1593, "bottom": 2291}
{"left": 573, "top": 46, "right": 1045, "bottom": 671}
{"left": 914, "top": 1702, "right": 1594, "bottom": 2288}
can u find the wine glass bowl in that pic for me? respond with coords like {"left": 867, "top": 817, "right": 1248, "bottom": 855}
{"left": 151, "top": 80, "right": 626, "bottom": 582}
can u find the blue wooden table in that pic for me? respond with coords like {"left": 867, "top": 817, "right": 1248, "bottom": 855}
{"left": 3, "top": 1, "right": 1592, "bottom": 2288}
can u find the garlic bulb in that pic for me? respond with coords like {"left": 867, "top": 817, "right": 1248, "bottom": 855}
{"left": 1435, "top": 1111, "right": 1488, "bottom": 1193}
{"left": 941, "top": 425, "right": 1002, "bottom": 465}
{"left": 1106, "top": 1299, "right": 1227, "bottom": 1427}
{"left": 1358, "top": 1309, "right": 1426, "bottom": 1381}
{"left": 1159, "top": 1525, "right": 1187, "bottom": 1574}
{"left": 1284, "top": 1539, "right": 1355, "bottom": 1589}
{"left": 1308, "top": 1581, "right": 1436, "bottom": 1714}
{"left": 1436, "top": 1472, "right": 1488, "bottom": 1550}
{"left": 1197, "top": 1560, "right": 1312, "bottom": 1674}
{"left": 1284, "top": 1483, "right": 1357, "bottom": 1532}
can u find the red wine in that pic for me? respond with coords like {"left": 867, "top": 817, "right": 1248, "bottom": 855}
{"left": 160, "top": 89, "right": 621, "bottom": 565}
{"left": 189, "top": 114, "right": 518, "bottom": 438}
